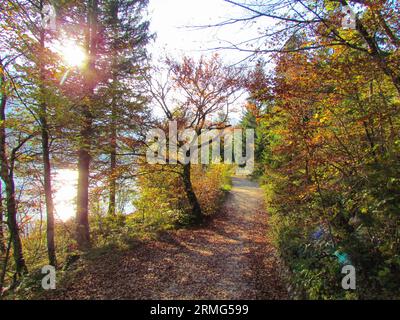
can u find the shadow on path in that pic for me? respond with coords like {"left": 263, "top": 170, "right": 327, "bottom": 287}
{"left": 47, "top": 176, "right": 288, "bottom": 300}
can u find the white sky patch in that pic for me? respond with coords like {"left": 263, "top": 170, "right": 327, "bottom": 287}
{"left": 53, "top": 169, "right": 78, "bottom": 222}
{"left": 147, "top": 0, "right": 269, "bottom": 122}
{"left": 148, "top": 0, "right": 268, "bottom": 64}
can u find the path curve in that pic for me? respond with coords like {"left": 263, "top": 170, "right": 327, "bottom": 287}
{"left": 48, "top": 176, "right": 288, "bottom": 299}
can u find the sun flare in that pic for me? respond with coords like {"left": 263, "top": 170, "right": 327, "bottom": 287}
{"left": 58, "top": 41, "right": 87, "bottom": 68}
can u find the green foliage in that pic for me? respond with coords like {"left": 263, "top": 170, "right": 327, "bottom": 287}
{"left": 132, "top": 164, "right": 233, "bottom": 229}
{"left": 248, "top": 28, "right": 400, "bottom": 299}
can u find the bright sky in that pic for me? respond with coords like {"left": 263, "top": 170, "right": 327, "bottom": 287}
{"left": 148, "top": 0, "right": 267, "bottom": 64}
{"left": 53, "top": 169, "right": 78, "bottom": 222}
{"left": 147, "top": 0, "right": 273, "bottom": 122}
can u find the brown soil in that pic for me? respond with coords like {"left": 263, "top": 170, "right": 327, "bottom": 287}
{"left": 46, "top": 176, "right": 288, "bottom": 300}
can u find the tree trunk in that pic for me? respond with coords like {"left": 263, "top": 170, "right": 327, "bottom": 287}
{"left": 108, "top": 117, "right": 117, "bottom": 216}
{"left": 76, "top": 0, "right": 99, "bottom": 249}
{"left": 338, "top": 0, "right": 400, "bottom": 95}
{"left": 0, "top": 80, "right": 28, "bottom": 276}
{"left": 0, "top": 183, "right": 5, "bottom": 254}
{"left": 356, "top": 21, "right": 400, "bottom": 95}
{"left": 108, "top": 1, "right": 119, "bottom": 217}
{"left": 0, "top": 64, "right": 6, "bottom": 257}
{"left": 4, "top": 173, "right": 27, "bottom": 276}
{"left": 0, "top": 236, "right": 12, "bottom": 295}
{"left": 76, "top": 144, "right": 91, "bottom": 249}
{"left": 40, "top": 116, "right": 57, "bottom": 266}
{"left": 39, "top": 2, "right": 57, "bottom": 267}
{"left": 182, "top": 163, "right": 203, "bottom": 224}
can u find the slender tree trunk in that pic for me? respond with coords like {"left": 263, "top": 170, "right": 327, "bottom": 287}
{"left": 39, "top": 1, "right": 57, "bottom": 266}
{"left": 108, "top": 1, "right": 119, "bottom": 216}
{"left": 182, "top": 163, "right": 203, "bottom": 224}
{"left": 0, "top": 183, "right": 5, "bottom": 254}
{"left": 0, "top": 77, "right": 28, "bottom": 276}
{"left": 76, "top": 0, "right": 99, "bottom": 249}
{"left": 40, "top": 115, "right": 57, "bottom": 266}
{"left": 357, "top": 26, "right": 400, "bottom": 95}
{"left": 76, "top": 144, "right": 91, "bottom": 249}
{"left": 108, "top": 113, "right": 117, "bottom": 216}
{"left": 0, "top": 236, "right": 12, "bottom": 295}
{"left": 0, "top": 65, "right": 6, "bottom": 257}
{"left": 40, "top": 115, "right": 57, "bottom": 264}
{"left": 3, "top": 173, "right": 27, "bottom": 276}
{"left": 76, "top": 103, "right": 92, "bottom": 249}
{"left": 340, "top": 0, "right": 400, "bottom": 95}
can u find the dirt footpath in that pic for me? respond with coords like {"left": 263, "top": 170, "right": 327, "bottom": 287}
{"left": 47, "top": 176, "right": 288, "bottom": 300}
